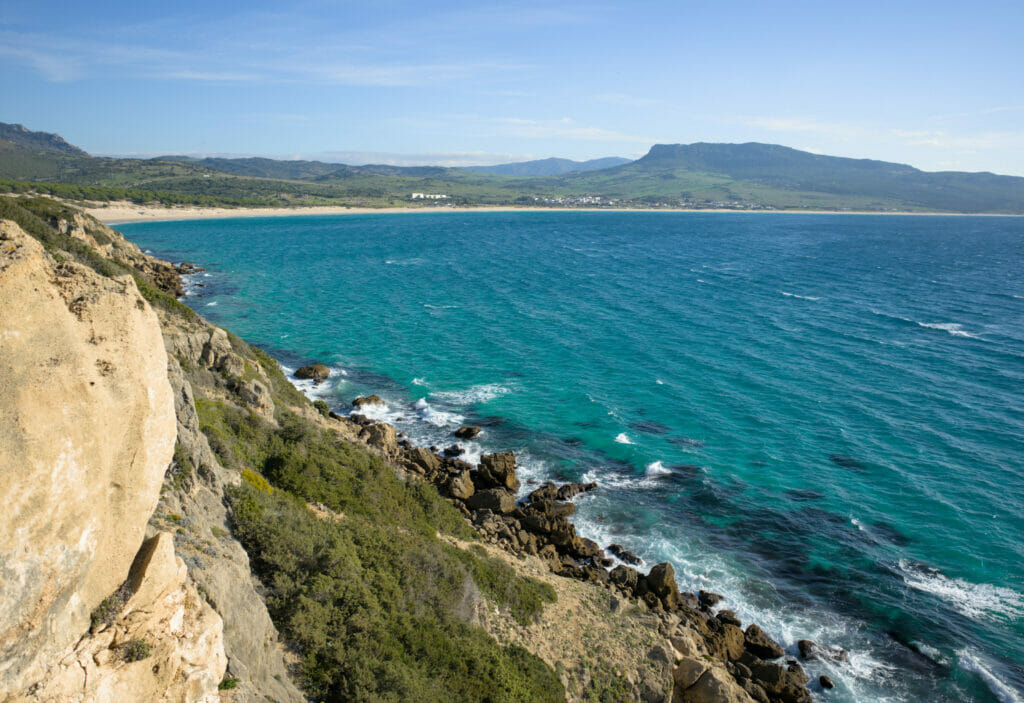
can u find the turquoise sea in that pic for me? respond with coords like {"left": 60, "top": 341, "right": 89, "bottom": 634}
{"left": 121, "top": 212, "right": 1024, "bottom": 702}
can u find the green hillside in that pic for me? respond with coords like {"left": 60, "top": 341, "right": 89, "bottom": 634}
{"left": 2, "top": 122, "right": 1023, "bottom": 212}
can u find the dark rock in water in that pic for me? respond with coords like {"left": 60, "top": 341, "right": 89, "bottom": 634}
{"left": 528, "top": 482, "right": 558, "bottom": 503}
{"left": 819, "top": 675, "right": 834, "bottom": 690}
{"left": 352, "top": 394, "right": 384, "bottom": 408}
{"left": 871, "top": 520, "right": 911, "bottom": 546}
{"left": 349, "top": 413, "right": 370, "bottom": 425}
{"left": 477, "top": 452, "right": 520, "bottom": 492}
{"left": 829, "top": 454, "right": 866, "bottom": 470}
{"left": 744, "top": 624, "right": 785, "bottom": 659}
{"left": 717, "top": 609, "right": 742, "bottom": 628}
{"left": 786, "top": 488, "right": 824, "bottom": 502}
{"left": 453, "top": 425, "right": 482, "bottom": 440}
{"left": 607, "top": 543, "right": 642, "bottom": 565}
{"left": 629, "top": 420, "right": 671, "bottom": 435}
{"left": 442, "top": 444, "right": 464, "bottom": 457}
{"left": 295, "top": 364, "right": 331, "bottom": 383}
{"left": 467, "top": 488, "right": 517, "bottom": 514}
{"left": 328, "top": 410, "right": 343, "bottom": 421}
{"left": 556, "top": 481, "right": 597, "bottom": 501}
{"left": 669, "top": 464, "right": 703, "bottom": 477}
{"left": 667, "top": 436, "right": 705, "bottom": 448}
{"left": 797, "top": 639, "right": 816, "bottom": 659}
{"left": 698, "top": 590, "right": 723, "bottom": 609}
{"left": 562, "top": 437, "right": 584, "bottom": 447}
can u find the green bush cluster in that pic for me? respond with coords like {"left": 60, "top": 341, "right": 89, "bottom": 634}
{"left": 218, "top": 675, "right": 240, "bottom": 691}
{"left": 195, "top": 396, "right": 560, "bottom": 701}
{"left": 118, "top": 640, "right": 152, "bottom": 662}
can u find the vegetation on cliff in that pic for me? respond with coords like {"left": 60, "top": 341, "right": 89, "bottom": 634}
{"left": 195, "top": 396, "right": 561, "bottom": 701}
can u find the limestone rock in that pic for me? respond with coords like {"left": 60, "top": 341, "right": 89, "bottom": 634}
{"left": 467, "top": 488, "right": 517, "bottom": 514}
{"left": 677, "top": 666, "right": 755, "bottom": 703}
{"left": 744, "top": 624, "right": 785, "bottom": 660}
{"left": 0, "top": 221, "right": 176, "bottom": 694}
{"left": 477, "top": 452, "right": 521, "bottom": 492}
{"left": 14, "top": 533, "right": 227, "bottom": 702}
{"left": 361, "top": 422, "right": 398, "bottom": 459}
{"left": 448, "top": 470, "right": 476, "bottom": 500}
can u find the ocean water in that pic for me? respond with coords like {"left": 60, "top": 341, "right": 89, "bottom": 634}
{"left": 122, "top": 212, "right": 1024, "bottom": 702}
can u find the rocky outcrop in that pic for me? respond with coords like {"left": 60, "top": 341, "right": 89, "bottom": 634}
{"left": 294, "top": 364, "right": 330, "bottom": 383}
{"left": 0, "top": 220, "right": 177, "bottom": 695}
{"left": 11, "top": 533, "right": 226, "bottom": 703}
{"left": 156, "top": 333, "right": 306, "bottom": 703}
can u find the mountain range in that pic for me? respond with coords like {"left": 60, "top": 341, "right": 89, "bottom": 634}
{"left": 2, "top": 122, "right": 1023, "bottom": 213}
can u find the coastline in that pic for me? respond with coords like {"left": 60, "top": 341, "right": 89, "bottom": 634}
{"left": 87, "top": 200, "right": 1020, "bottom": 224}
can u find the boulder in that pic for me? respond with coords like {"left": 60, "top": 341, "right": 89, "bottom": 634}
{"left": 819, "top": 675, "right": 834, "bottom": 690}
{"left": 699, "top": 590, "right": 723, "bottom": 609}
{"left": 477, "top": 452, "right": 521, "bottom": 491}
{"left": 556, "top": 481, "right": 598, "bottom": 500}
{"left": 744, "top": 624, "right": 785, "bottom": 660}
{"left": 362, "top": 422, "right": 398, "bottom": 458}
{"left": 607, "top": 543, "right": 642, "bottom": 565}
{"left": 797, "top": 639, "right": 816, "bottom": 659}
{"left": 448, "top": 470, "right": 475, "bottom": 500}
{"left": 0, "top": 222, "right": 176, "bottom": 694}
{"left": 646, "top": 562, "right": 683, "bottom": 611}
{"left": 294, "top": 363, "right": 330, "bottom": 383}
{"left": 401, "top": 447, "right": 442, "bottom": 475}
{"left": 352, "top": 394, "right": 384, "bottom": 408}
{"left": 609, "top": 565, "right": 640, "bottom": 592}
{"left": 466, "top": 488, "right": 517, "bottom": 514}
{"left": 442, "top": 444, "right": 465, "bottom": 457}
{"left": 453, "top": 425, "right": 482, "bottom": 439}
{"left": 679, "top": 666, "right": 755, "bottom": 703}
{"left": 717, "top": 610, "right": 743, "bottom": 628}
{"left": 528, "top": 482, "right": 558, "bottom": 503}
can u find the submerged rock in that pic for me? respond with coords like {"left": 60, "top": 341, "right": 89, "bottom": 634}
{"left": 607, "top": 543, "right": 642, "bottom": 565}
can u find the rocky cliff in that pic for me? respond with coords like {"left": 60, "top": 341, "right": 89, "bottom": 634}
{"left": 0, "top": 214, "right": 227, "bottom": 701}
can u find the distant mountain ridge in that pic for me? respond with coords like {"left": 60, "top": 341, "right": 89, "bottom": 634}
{"left": 612, "top": 142, "right": 1024, "bottom": 213}
{"left": 2, "top": 121, "right": 1023, "bottom": 213}
{"left": 0, "top": 122, "right": 87, "bottom": 155}
{"left": 467, "top": 156, "right": 631, "bottom": 176}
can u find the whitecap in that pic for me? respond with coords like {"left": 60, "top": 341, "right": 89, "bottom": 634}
{"left": 413, "top": 397, "right": 463, "bottom": 427}
{"left": 898, "top": 560, "right": 1024, "bottom": 621}
{"left": 916, "top": 321, "right": 980, "bottom": 339}
{"left": 423, "top": 304, "right": 459, "bottom": 309}
{"left": 957, "top": 648, "right": 1024, "bottom": 703}
{"left": 411, "top": 377, "right": 428, "bottom": 386}
{"left": 851, "top": 517, "right": 866, "bottom": 532}
{"left": 656, "top": 379, "right": 665, "bottom": 385}
{"left": 645, "top": 461, "right": 671, "bottom": 475}
{"left": 205, "top": 301, "right": 218, "bottom": 307}
{"left": 780, "top": 291, "right": 822, "bottom": 301}
{"left": 614, "top": 433, "right": 634, "bottom": 445}
{"left": 431, "top": 383, "right": 509, "bottom": 405}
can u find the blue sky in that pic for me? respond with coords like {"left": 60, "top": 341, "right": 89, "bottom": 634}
{"left": 2, "top": 0, "right": 1023, "bottom": 174}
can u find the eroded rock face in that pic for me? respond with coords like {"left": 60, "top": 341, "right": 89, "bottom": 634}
{"left": 0, "top": 221, "right": 177, "bottom": 693}
{"left": 12, "top": 533, "right": 227, "bottom": 703}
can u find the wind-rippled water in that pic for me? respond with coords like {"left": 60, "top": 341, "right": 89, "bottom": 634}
{"left": 122, "top": 212, "right": 1024, "bottom": 702}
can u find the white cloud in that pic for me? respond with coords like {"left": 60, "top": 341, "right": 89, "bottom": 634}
{"left": 492, "top": 117, "right": 656, "bottom": 143}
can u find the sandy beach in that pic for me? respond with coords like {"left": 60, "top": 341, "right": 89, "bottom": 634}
{"left": 83, "top": 200, "right": 1006, "bottom": 224}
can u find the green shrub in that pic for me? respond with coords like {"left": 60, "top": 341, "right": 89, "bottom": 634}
{"left": 119, "top": 640, "right": 151, "bottom": 662}
{"left": 313, "top": 400, "right": 330, "bottom": 417}
{"left": 218, "top": 675, "right": 240, "bottom": 690}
